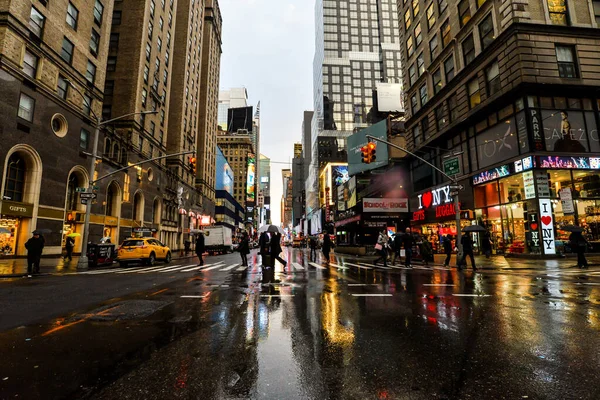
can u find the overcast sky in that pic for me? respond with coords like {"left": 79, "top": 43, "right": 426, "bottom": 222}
{"left": 218, "top": 0, "right": 315, "bottom": 226}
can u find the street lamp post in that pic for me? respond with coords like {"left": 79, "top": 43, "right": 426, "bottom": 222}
{"left": 65, "top": 80, "right": 158, "bottom": 270}
{"left": 365, "top": 135, "right": 465, "bottom": 266}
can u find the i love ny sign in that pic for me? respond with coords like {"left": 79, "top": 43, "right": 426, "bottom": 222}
{"left": 538, "top": 199, "right": 556, "bottom": 255}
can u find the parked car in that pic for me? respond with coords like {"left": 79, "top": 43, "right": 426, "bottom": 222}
{"left": 117, "top": 238, "right": 171, "bottom": 267}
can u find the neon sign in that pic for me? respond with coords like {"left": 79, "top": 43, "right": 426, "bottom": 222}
{"left": 417, "top": 185, "right": 452, "bottom": 210}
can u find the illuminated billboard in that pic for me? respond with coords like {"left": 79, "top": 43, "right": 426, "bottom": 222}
{"left": 215, "top": 147, "right": 234, "bottom": 195}
{"left": 331, "top": 165, "right": 349, "bottom": 188}
{"left": 246, "top": 153, "right": 256, "bottom": 203}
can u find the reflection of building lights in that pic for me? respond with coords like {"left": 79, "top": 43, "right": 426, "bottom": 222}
{"left": 321, "top": 281, "right": 355, "bottom": 346}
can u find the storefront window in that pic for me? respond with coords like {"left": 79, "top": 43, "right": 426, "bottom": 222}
{"left": 576, "top": 199, "right": 600, "bottom": 241}
{"left": 500, "top": 202, "right": 527, "bottom": 253}
{"left": 573, "top": 170, "right": 600, "bottom": 198}
{"left": 499, "top": 174, "right": 525, "bottom": 203}
{"left": 547, "top": 170, "right": 572, "bottom": 198}
{"left": 474, "top": 181, "right": 499, "bottom": 208}
{"left": 0, "top": 218, "right": 18, "bottom": 255}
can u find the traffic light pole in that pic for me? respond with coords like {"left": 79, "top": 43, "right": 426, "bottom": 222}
{"left": 365, "top": 134, "right": 464, "bottom": 266}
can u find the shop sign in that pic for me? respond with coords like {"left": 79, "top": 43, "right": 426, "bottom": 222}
{"left": 523, "top": 171, "right": 536, "bottom": 200}
{"left": 417, "top": 186, "right": 452, "bottom": 210}
{"left": 132, "top": 227, "right": 156, "bottom": 233}
{"left": 514, "top": 156, "right": 534, "bottom": 173}
{"left": 530, "top": 109, "right": 544, "bottom": 151}
{"left": 539, "top": 199, "right": 556, "bottom": 255}
{"left": 559, "top": 188, "right": 575, "bottom": 214}
{"left": 1, "top": 201, "right": 34, "bottom": 218}
{"left": 335, "top": 215, "right": 361, "bottom": 227}
{"left": 364, "top": 221, "right": 387, "bottom": 228}
{"left": 436, "top": 203, "right": 457, "bottom": 218}
{"left": 104, "top": 216, "right": 118, "bottom": 226}
{"left": 412, "top": 209, "right": 425, "bottom": 221}
{"left": 443, "top": 157, "right": 461, "bottom": 177}
{"left": 537, "top": 156, "right": 591, "bottom": 169}
{"left": 472, "top": 164, "right": 511, "bottom": 186}
{"left": 528, "top": 213, "right": 541, "bottom": 250}
{"left": 363, "top": 198, "right": 409, "bottom": 213}
{"left": 535, "top": 171, "right": 551, "bottom": 197}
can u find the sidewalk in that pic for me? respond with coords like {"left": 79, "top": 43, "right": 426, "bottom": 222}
{"left": 0, "top": 253, "right": 200, "bottom": 278}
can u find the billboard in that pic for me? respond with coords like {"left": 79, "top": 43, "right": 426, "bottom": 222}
{"left": 336, "top": 176, "right": 357, "bottom": 212}
{"left": 347, "top": 120, "right": 389, "bottom": 176}
{"left": 331, "top": 165, "right": 349, "bottom": 188}
{"left": 376, "top": 82, "right": 404, "bottom": 113}
{"left": 246, "top": 153, "right": 256, "bottom": 203}
{"left": 363, "top": 198, "right": 409, "bottom": 213}
{"left": 215, "top": 147, "right": 234, "bottom": 195}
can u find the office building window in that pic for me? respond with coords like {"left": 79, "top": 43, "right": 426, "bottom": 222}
{"left": 146, "top": 43, "right": 151, "bottom": 61}
{"left": 422, "top": 116, "right": 430, "bottom": 139}
{"left": 429, "top": 35, "right": 439, "bottom": 60}
{"left": 86, "top": 61, "right": 96, "bottom": 84}
{"left": 23, "top": 50, "right": 38, "bottom": 78}
{"left": 485, "top": 61, "right": 500, "bottom": 95}
{"left": 594, "top": 1, "right": 600, "bottom": 25}
{"left": 90, "top": 29, "right": 100, "bottom": 56}
{"left": 556, "top": 45, "right": 578, "bottom": 78}
{"left": 18, "top": 93, "right": 35, "bottom": 121}
{"left": 66, "top": 2, "right": 78, "bottom": 30}
{"left": 150, "top": 121, "right": 155, "bottom": 136}
{"left": 438, "top": 0, "right": 448, "bottom": 13}
{"left": 419, "top": 84, "right": 428, "bottom": 105}
{"left": 107, "top": 56, "right": 117, "bottom": 71}
{"left": 404, "top": 9, "right": 411, "bottom": 30}
{"left": 142, "top": 88, "right": 148, "bottom": 107}
{"left": 61, "top": 37, "right": 74, "bottom": 64}
{"left": 143, "top": 65, "right": 149, "bottom": 83}
{"left": 426, "top": 3, "right": 436, "bottom": 30}
{"left": 435, "top": 106, "right": 447, "bottom": 131}
{"left": 104, "top": 80, "right": 114, "bottom": 96}
{"left": 462, "top": 34, "right": 475, "bottom": 66}
{"left": 29, "top": 7, "right": 45, "bottom": 37}
{"left": 548, "top": 0, "right": 569, "bottom": 25}
{"left": 412, "top": 0, "right": 420, "bottom": 17}
{"left": 467, "top": 78, "right": 481, "bottom": 109}
{"left": 458, "top": 0, "right": 471, "bottom": 27}
{"left": 411, "top": 94, "right": 419, "bottom": 113}
{"left": 112, "top": 10, "right": 122, "bottom": 25}
{"left": 444, "top": 55, "right": 455, "bottom": 82}
{"left": 479, "top": 14, "right": 494, "bottom": 50}
{"left": 417, "top": 52, "right": 425, "bottom": 75}
{"left": 80, "top": 129, "right": 90, "bottom": 149}
{"left": 413, "top": 125, "right": 422, "bottom": 146}
{"left": 157, "top": 37, "right": 162, "bottom": 52}
{"left": 94, "top": 0, "right": 104, "bottom": 25}
{"left": 441, "top": 19, "right": 451, "bottom": 47}
{"left": 109, "top": 33, "right": 119, "bottom": 50}
{"left": 83, "top": 93, "right": 92, "bottom": 115}
{"left": 415, "top": 23, "right": 422, "bottom": 46}
{"left": 409, "top": 64, "right": 417, "bottom": 86}
{"left": 432, "top": 68, "right": 442, "bottom": 94}
{"left": 477, "top": 0, "right": 488, "bottom": 7}
{"left": 448, "top": 93, "right": 458, "bottom": 122}
{"left": 57, "top": 75, "right": 68, "bottom": 99}
{"left": 407, "top": 36, "right": 414, "bottom": 57}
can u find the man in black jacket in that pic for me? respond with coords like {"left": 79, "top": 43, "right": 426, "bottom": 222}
{"left": 195, "top": 233, "right": 205, "bottom": 266}
{"left": 443, "top": 234, "right": 453, "bottom": 267}
{"left": 25, "top": 231, "right": 44, "bottom": 277}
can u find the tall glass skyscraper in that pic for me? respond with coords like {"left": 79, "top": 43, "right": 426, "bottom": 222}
{"left": 307, "top": 0, "right": 403, "bottom": 216}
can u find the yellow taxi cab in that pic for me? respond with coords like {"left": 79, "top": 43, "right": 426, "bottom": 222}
{"left": 117, "top": 237, "right": 171, "bottom": 267}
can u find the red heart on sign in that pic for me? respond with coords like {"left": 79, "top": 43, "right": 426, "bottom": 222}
{"left": 422, "top": 192, "right": 433, "bottom": 208}
{"left": 541, "top": 216, "right": 552, "bottom": 226}
{"left": 530, "top": 223, "right": 538, "bottom": 231}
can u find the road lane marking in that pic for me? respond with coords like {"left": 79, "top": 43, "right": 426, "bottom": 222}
{"left": 423, "top": 284, "right": 455, "bottom": 287}
{"left": 347, "top": 283, "right": 378, "bottom": 286}
{"left": 149, "top": 288, "right": 169, "bottom": 296}
{"left": 328, "top": 263, "right": 349, "bottom": 270}
{"left": 260, "top": 295, "right": 295, "bottom": 297}
{"left": 200, "top": 264, "right": 227, "bottom": 271}
{"left": 343, "top": 262, "right": 373, "bottom": 270}
{"left": 309, "top": 262, "right": 327, "bottom": 270}
{"left": 80, "top": 268, "right": 127, "bottom": 275}
{"left": 452, "top": 294, "right": 492, "bottom": 297}
{"left": 220, "top": 264, "right": 239, "bottom": 271}
{"left": 292, "top": 262, "right": 305, "bottom": 270}
{"left": 181, "top": 294, "right": 210, "bottom": 299}
{"left": 181, "top": 263, "right": 221, "bottom": 272}
{"left": 351, "top": 294, "right": 393, "bottom": 297}
{"left": 139, "top": 264, "right": 186, "bottom": 273}
{"left": 117, "top": 266, "right": 163, "bottom": 274}
{"left": 160, "top": 265, "right": 191, "bottom": 273}
{"left": 236, "top": 265, "right": 248, "bottom": 271}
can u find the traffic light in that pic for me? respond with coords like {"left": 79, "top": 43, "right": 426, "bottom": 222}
{"left": 189, "top": 156, "right": 197, "bottom": 174}
{"left": 367, "top": 142, "right": 377, "bottom": 163}
{"left": 360, "top": 145, "right": 369, "bottom": 163}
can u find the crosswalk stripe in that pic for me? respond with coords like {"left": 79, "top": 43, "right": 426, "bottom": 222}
{"left": 309, "top": 262, "right": 327, "bottom": 270}
{"left": 180, "top": 262, "right": 222, "bottom": 272}
{"left": 138, "top": 264, "right": 185, "bottom": 273}
{"left": 81, "top": 268, "right": 127, "bottom": 275}
{"left": 328, "top": 263, "right": 348, "bottom": 270}
{"left": 221, "top": 264, "right": 239, "bottom": 271}
{"left": 360, "top": 263, "right": 391, "bottom": 270}
{"left": 351, "top": 294, "right": 393, "bottom": 297}
{"left": 200, "top": 264, "right": 226, "bottom": 271}
{"left": 236, "top": 265, "right": 248, "bottom": 271}
{"left": 343, "top": 262, "right": 372, "bottom": 270}
{"left": 117, "top": 266, "right": 161, "bottom": 274}
{"left": 292, "top": 262, "right": 305, "bottom": 270}
{"left": 161, "top": 265, "right": 200, "bottom": 273}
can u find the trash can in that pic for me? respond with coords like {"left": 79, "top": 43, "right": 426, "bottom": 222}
{"left": 87, "top": 243, "right": 116, "bottom": 268}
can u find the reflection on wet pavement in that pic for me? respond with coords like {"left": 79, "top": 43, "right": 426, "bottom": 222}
{"left": 1, "top": 248, "right": 600, "bottom": 399}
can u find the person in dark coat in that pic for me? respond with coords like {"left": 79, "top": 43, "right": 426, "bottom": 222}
{"left": 481, "top": 230, "right": 492, "bottom": 259}
{"left": 443, "top": 234, "right": 453, "bottom": 267}
{"left": 322, "top": 234, "right": 333, "bottom": 265}
{"left": 195, "top": 233, "right": 205, "bottom": 266}
{"left": 270, "top": 233, "right": 287, "bottom": 268}
{"left": 309, "top": 236, "right": 318, "bottom": 260}
{"left": 403, "top": 228, "right": 415, "bottom": 268}
{"left": 25, "top": 232, "right": 44, "bottom": 276}
{"left": 569, "top": 231, "right": 589, "bottom": 269}
{"left": 259, "top": 231, "right": 270, "bottom": 266}
{"left": 64, "top": 236, "right": 75, "bottom": 261}
{"left": 391, "top": 233, "right": 402, "bottom": 265}
{"left": 238, "top": 232, "right": 250, "bottom": 266}
{"left": 459, "top": 233, "right": 477, "bottom": 270}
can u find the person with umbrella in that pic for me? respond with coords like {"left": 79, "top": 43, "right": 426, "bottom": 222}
{"left": 25, "top": 231, "right": 45, "bottom": 277}
{"left": 195, "top": 232, "right": 205, "bottom": 266}
{"left": 459, "top": 232, "right": 477, "bottom": 270}
{"left": 259, "top": 231, "right": 270, "bottom": 266}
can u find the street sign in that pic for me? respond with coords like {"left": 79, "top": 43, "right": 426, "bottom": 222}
{"left": 443, "top": 157, "right": 461, "bottom": 177}
{"left": 76, "top": 187, "right": 87, "bottom": 193}
{"left": 81, "top": 198, "right": 88, "bottom": 205}
{"left": 80, "top": 193, "right": 97, "bottom": 199}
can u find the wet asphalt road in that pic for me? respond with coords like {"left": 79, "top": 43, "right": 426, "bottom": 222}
{"left": 1, "top": 248, "right": 600, "bottom": 399}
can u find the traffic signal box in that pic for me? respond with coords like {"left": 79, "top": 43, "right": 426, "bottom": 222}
{"left": 189, "top": 156, "right": 197, "bottom": 174}
{"left": 360, "top": 142, "right": 377, "bottom": 164}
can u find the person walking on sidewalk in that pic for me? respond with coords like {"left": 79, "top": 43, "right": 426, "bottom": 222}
{"left": 25, "top": 231, "right": 44, "bottom": 277}
{"left": 420, "top": 237, "right": 434, "bottom": 267}
{"left": 443, "top": 234, "right": 453, "bottom": 267}
{"left": 373, "top": 230, "right": 389, "bottom": 267}
{"left": 403, "top": 228, "right": 415, "bottom": 268}
{"left": 459, "top": 233, "right": 477, "bottom": 270}
{"left": 238, "top": 232, "right": 250, "bottom": 267}
{"left": 309, "top": 236, "right": 318, "bottom": 261}
{"left": 195, "top": 232, "right": 205, "bottom": 266}
{"left": 64, "top": 236, "right": 75, "bottom": 262}
{"left": 270, "top": 233, "right": 287, "bottom": 268}
{"left": 259, "top": 231, "right": 270, "bottom": 265}
{"left": 481, "top": 230, "right": 492, "bottom": 259}
{"left": 322, "top": 233, "right": 333, "bottom": 265}
{"left": 569, "top": 231, "right": 589, "bottom": 269}
{"left": 391, "top": 233, "right": 402, "bottom": 265}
